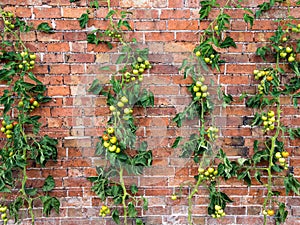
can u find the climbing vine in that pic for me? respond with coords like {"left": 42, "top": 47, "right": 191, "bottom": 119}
{"left": 79, "top": 0, "right": 155, "bottom": 224}
{"left": 0, "top": 9, "right": 59, "bottom": 225}
{"left": 172, "top": 0, "right": 300, "bottom": 224}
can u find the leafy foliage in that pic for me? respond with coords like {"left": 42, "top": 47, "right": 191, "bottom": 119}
{"left": 87, "top": 27, "right": 154, "bottom": 223}
{"left": 0, "top": 9, "right": 59, "bottom": 224}
{"left": 37, "top": 22, "right": 54, "bottom": 33}
{"left": 174, "top": 1, "right": 300, "bottom": 225}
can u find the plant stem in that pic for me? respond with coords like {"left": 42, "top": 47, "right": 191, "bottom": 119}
{"left": 188, "top": 98, "right": 207, "bottom": 225}
{"left": 263, "top": 101, "right": 281, "bottom": 225}
{"left": 119, "top": 167, "right": 128, "bottom": 225}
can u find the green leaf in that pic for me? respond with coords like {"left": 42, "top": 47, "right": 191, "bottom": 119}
{"left": 275, "top": 202, "right": 288, "bottom": 225}
{"left": 100, "top": 66, "right": 110, "bottom": 71}
{"left": 128, "top": 202, "right": 137, "bottom": 218}
{"left": 243, "top": 13, "right": 254, "bottom": 28}
{"left": 37, "top": 22, "right": 54, "bottom": 33}
{"left": 116, "top": 54, "right": 126, "bottom": 64}
{"left": 136, "top": 218, "right": 144, "bottom": 225}
{"left": 112, "top": 209, "right": 120, "bottom": 224}
{"left": 40, "top": 196, "right": 60, "bottom": 216}
{"left": 90, "top": 0, "right": 100, "bottom": 8}
{"left": 105, "top": 10, "right": 116, "bottom": 19}
{"left": 88, "top": 79, "right": 103, "bottom": 95}
{"left": 199, "top": 0, "right": 218, "bottom": 20}
{"left": 78, "top": 12, "right": 89, "bottom": 28}
{"left": 142, "top": 197, "right": 148, "bottom": 210}
{"left": 237, "top": 170, "right": 251, "bottom": 186}
{"left": 284, "top": 174, "right": 300, "bottom": 195}
{"left": 42, "top": 175, "right": 55, "bottom": 192}
{"left": 130, "top": 184, "right": 138, "bottom": 194}
{"left": 254, "top": 171, "right": 263, "bottom": 184}
{"left": 25, "top": 188, "right": 38, "bottom": 196}
{"left": 172, "top": 136, "right": 182, "bottom": 148}
{"left": 256, "top": 46, "right": 270, "bottom": 60}
{"left": 219, "top": 36, "right": 237, "bottom": 48}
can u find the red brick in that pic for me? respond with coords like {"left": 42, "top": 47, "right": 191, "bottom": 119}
{"left": 62, "top": 7, "right": 90, "bottom": 18}
{"left": 47, "top": 42, "right": 70, "bottom": 52}
{"left": 168, "top": 19, "right": 199, "bottom": 30}
{"left": 34, "top": 7, "right": 61, "bottom": 18}
{"left": 134, "top": 21, "right": 166, "bottom": 31}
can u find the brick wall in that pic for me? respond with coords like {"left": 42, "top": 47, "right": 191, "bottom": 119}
{"left": 1, "top": 0, "right": 300, "bottom": 224}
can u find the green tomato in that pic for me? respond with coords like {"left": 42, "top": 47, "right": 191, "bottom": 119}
{"left": 275, "top": 152, "right": 282, "bottom": 159}
{"left": 193, "top": 86, "right": 200, "bottom": 92}
{"left": 288, "top": 56, "right": 295, "bottom": 62}
{"left": 0, "top": 206, "right": 7, "bottom": 213}
{"left": 285, "top": 46, "right": 293, "bottom": 53}
{"left": 200, "top": 85, "right": 208, "bottom": 92}
{"left": 6, "top": 124, "right": 13, "bottom": 130}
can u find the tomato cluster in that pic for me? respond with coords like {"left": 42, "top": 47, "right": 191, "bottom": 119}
{"left": 1, "top": 120, "right": 17, "bottom": 139}
{"left": 261, "top": 110, "right": 276, "bottom": 133}
{"left": 1, "top": 10, "right": 15, "bottom": 31}
{"left": 276, "top": 24, "right": 300, "bottom": 63}
{"left": 102, "top": 127, "right": 121, "bottom": 154}
{"left": 198, "top": 167, "right": 218, "bottom": 181}
{"left": 99, "top": 205, "right": 110, "bottom": 217}
{"left": 109, "top": 95, "right": 133, "bottom": 121}
{"left": 253, "top": 69, "right": 274, "bottom": 95}
{"left": 195, "top": 50, "right": 218, "bottom": 66}
{"left": 107, "top": 30, "right": 122, "bottom": 40}
{"left": 0, "top": 205, "right": 7, "bottom": 224}
{"left": 192, "top": 76, "right": 209, "bottom": 99}
{"left": 18, "top": 51, "right": 36, "bottom": 71}
{"left": 275, "top": 151, "right": 289, "bottom": 169}
{"left": 123, "top": 57, "right": 152, "bottom": 83}
{"left": 278, "top": 45, "right": 296, "bottom": 62}
{"left": 206, "top": 126, "right": 219, "bottom": 140}
{"left": 211, "top": 204, "right": 226, "bottom": 219}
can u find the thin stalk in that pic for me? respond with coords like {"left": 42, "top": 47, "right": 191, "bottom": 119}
{"left": 119, "top": 167, "right": 128, "bottom": 225}
{"left": 263, "top": 101, "right": 281, "bottom": 225}
{"left": 188, "top": 99, "right": 206, "bottom": 225}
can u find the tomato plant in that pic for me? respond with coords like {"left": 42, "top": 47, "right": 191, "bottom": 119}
{"left": 235, "top": 18, "right": 300, "bottom": 225}
{"left": 0, "top": 9, "right": 59, "bottom": 225}
{"left": 88, "top": 46, "right": 154, "bottom": 225}
{"left": 83, "top": 1, "right": 154, "bottom": 224}
{"left": 172, "top": 0, "right": 300, "bottom": 225}
{"left": 78, "top": 0, "right": 132, "bottom": 48}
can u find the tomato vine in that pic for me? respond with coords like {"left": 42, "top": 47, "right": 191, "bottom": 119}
{"left": 172, "top": 0, "right": 300, "bottom": 224}
{"left": 80, "top": 1, "right": 154, "bottom": 224}
{"left": 0, "top": 9, "right": 59, "bottom": 225}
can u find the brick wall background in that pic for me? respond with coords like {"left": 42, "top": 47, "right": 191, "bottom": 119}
{"left": 1, "top": 0, "right": 300, "bottom": 224}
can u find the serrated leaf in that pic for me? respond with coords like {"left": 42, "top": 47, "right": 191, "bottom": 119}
{"left": 130, "top": 184, "right": 138, "bottom": 194}
{"left": 40, "top": 196, "right": 60, "bottom": 216}
{"left": 116, "top": 54, "right": 126, "bottom": 64}
{"left": 25, "top": 188, "right": 38, "bottom": 196}
{"left": 105, "top": 10, "right": 116, "bottom": 19}
{"left": 78, "top": 12, "right": 89, "bottom": 28}
{"left": 112, "top": 209, "right": 120, "bottom": 224}
{"left": 142, "top": 197, "right": 148, "bottom": 210}
{"left": 42, "top": 175, "right": 55, "bottom": 192}
{"left": 128, "top": 202, "right": 137, "bottom": 218}
{"left": 243, "top": 13, "right": 254, "bottom": 28}
{"left": 37, "top": 22, "right": 54, "bottom": 33}
{"left": 172, "top": 136, "right": 182, "bottom": 148}
{"left": 88, "top": 79, "right": 103, "bottom": 95}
